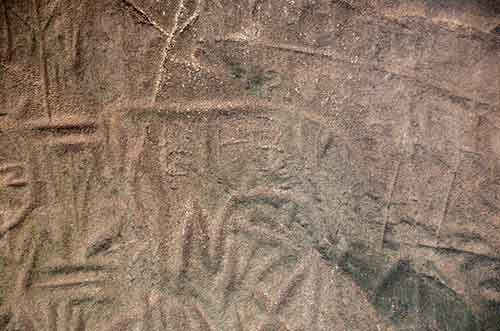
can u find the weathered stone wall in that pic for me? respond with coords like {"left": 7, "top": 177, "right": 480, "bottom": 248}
{"left": 1, "top": 1, "right": 499, "bottom": 330}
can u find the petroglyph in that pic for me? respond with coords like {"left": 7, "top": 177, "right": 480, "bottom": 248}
{"left": 1, "top": 1, "right": 499, "bottom": 330}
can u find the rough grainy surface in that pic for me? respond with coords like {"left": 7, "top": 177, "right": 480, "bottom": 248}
{"left": 0, "top": 0, "right": 499, "bottom": 330}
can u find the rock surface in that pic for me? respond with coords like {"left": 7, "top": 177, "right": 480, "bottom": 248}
{"left": 0, "top": 0, "right": 499, "bottom": 330}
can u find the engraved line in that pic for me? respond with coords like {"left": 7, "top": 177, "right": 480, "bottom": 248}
{"left": 72, "top": 20, "right": 82, "bottom": 66}
{"left": 33, "top": 277, "right": 106, "bottom": 289}
{"left": 48, "top": 302, "right": 57, "bottom": 331}
{"left": 41, "top": 0, "right": 64, "bottom": 32}
{"left": 209, "top": 196, "right": 235, "bottom": 269}
{"left": 176, "top": 0, "right": 203, "bottom": 36}
{"left": 45, "top": 135, "right": 99, "bottom": 147}
{"left": 120, "top": 0, "right": 169, "bottom": 36}
{"left": 6, "top": 6, "right": 33, "bottom": 30}
{"left": 31, "top": 122, "right": 97, "bottom": 131}
{"left": 238, "top": 222, "right": 300, "bottom": 253}
{"left": 122, "top": 121, "right": 149, "bottom": 253}
{"left": 40, "top": 263, "right": 108, "bottom": 274}
{"left": 214, "top": 236, "right": 238, "bottom": 305}
{"left": 143, "top": 123, "right": 173, "bottom": 245}
{"left": 77, "top": 150, "right": 97, "bottom": 249}
{"left": 85, "top": 226, "right": 126, "bottom": 257}
{"left": 14, "top": 238, "right": 37, "bottom": 293}
{"left": 0, "top": 163, "right": 28, "bottom": 187}
{"left": 1, "top": 0, "right": 13, "bottom": 61}
{"left": 219, "top": 37, "right": 498, "bottom": 108}
{"left": 46, "top": 150, "right": 60, "bottom": 206}
{"left": 174, "top": 199, "right": 197, "bottom": 287}
{"left": 70, "top": 153, "right": 80, "bottom": 248}
{"left": 6, "top": 179, "right": 28, "bottom": 187}
{"left": 308, "top": 254, "right": 321, "bottom": 329}
{"left": 34, "top": 0, "right": 52, "bottom": 120}
{"left": 267, "top": 255, "right": 309, "bottom": 314}
{"left": 57, "top": 300, "right": 71, "bottom": 331}
{"left": 0, "top": 156, "right": 36, "bottom": 238}
{"left": 435, "top": 153, "right": 462, "bottom": 243}
{"left": 150, "top": 0, "right": 185, "bottom": 105}
{"left": 415, "top": 242, "right": 500, "bottom": 262}
{"left": 236, "top": 240, "right": 257, "bottom": 285}
{"left": 102, "top": 97, "right": 398, "bottom": 132}
{"left": 381, "top": 157, "right": 401, "bottom": 249}
{"left": 70, "top": 306, "right": 85, "bottom": 331}
{"left": 253, "top": 251, "right": 284, "bottom": 282}
{"left": 0, "top": 162, "right": 23, "bottom": 172}
{"left": 149, "top": 0, "right": 202, "bottom": 104}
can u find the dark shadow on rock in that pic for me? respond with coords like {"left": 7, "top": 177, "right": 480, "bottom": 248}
{"left": 318, "top": 241, "right": 484, "bottom": 331}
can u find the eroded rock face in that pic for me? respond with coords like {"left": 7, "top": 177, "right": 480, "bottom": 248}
{"left": 0, "top": 1, "right": 499, "bottom": 330}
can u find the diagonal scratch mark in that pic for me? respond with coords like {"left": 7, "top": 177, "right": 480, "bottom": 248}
{"left": 150, "top": 0, "right": 185, "bottom": 105}
{"left": 176, "top": 0, "right": 203, "bottom": 36}
{"left": 120, "top": 0, "right": 169, "bottom": 36}
{"left": 7, "top": 7, "right": 33, "bottom": 30}
{"left": 122, "top": 0, "right": 204, "bottom": 105}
